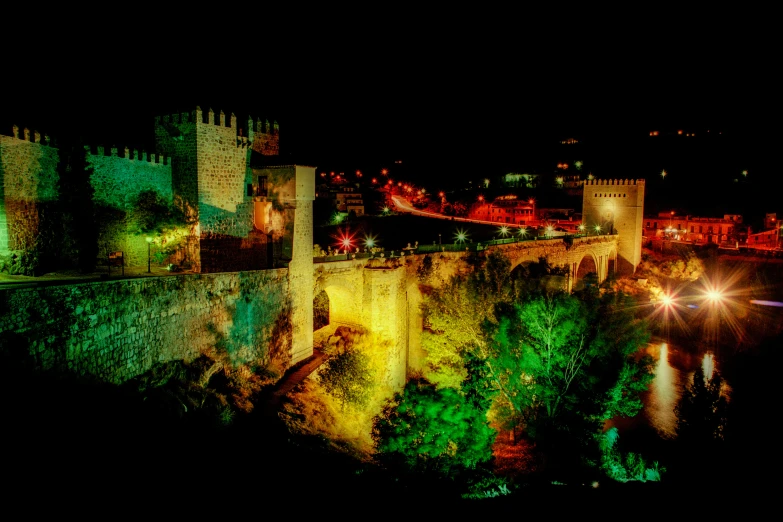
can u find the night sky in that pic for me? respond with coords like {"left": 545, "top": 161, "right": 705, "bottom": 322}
{"left": 3, "top": 21, "right": 778, "bottom": 223}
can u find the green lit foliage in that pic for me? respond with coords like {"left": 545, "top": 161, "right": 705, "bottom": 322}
{"left": 372, "top": 377, "right": 496, "bottom": 477}
{"left": 319, "top": 347, "right": 376, "bottom": 411}
{"left": 598, "top": 427, "right": 665, "bottom": 482}
{"left": 488, "top": 288, "right": 653, "bottom": 441}
{"left": 675, "top": 365, "right": 728, "bottom": 444}
{"left": 130, "top": 189, "right": 189, "bottom": 237}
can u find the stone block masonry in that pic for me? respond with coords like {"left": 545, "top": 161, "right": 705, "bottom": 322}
{"left": 0, "top": 133, "right": 60, "bottom": 254}
{"left": 0, "top": 269, "right": 292, "bottom": 385}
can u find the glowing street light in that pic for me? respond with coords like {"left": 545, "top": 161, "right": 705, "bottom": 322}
{"left": 578, "top": 224, "right": 586, "bottom": 235}
{"left": 146, "top": 237, "right": 153, "bottom": 273}
{"left": 546, "top": 225, "right": 554, "bottom": 238}
{"left": 661, "top": 169, "right": 667, "bottom": 180}
{"left": 594, "top": 225, "right": 602, "bottom": 235}
{"left": 454, "top": 228, "right": 469, "bottom": 245}
{"left": 518, "top": 227, "right": 528, "bottom": 239}
{"left": 498, "top": 225, "right": 509, "bottom": 238}
{"left": 363, "top": 234, "right": 377, "bottom": 250}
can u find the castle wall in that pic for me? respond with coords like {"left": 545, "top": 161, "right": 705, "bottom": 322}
{"left": 249, "top": 118, "right": 280, "bottom": 156}
{"left": 582, "top": 179, "right": 645, "bottom": 275}
{"left": 0, "top": 131, "right": 59, "bottom": 256}
{"left": 155, "top": 110, "right": 201, "bottom": 270}
{"left": 0, "top": 269, "right": 292, "bottom": 384}
{"left": 87, "top": 147, "right": 173, "bottom": 266}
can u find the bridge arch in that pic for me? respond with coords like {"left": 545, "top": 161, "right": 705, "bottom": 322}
{"left": 314, "top": 269, "right": 364, "bottom": 331}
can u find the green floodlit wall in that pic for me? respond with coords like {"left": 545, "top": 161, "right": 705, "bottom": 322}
{"left": 87, "top": 146, "right": 174, "bottom": 266}
{"left": 0, "top": 131, "right": 60, "bottom": 261}
{"left": 0, "top": 269, "right": 292, "bottom": 384}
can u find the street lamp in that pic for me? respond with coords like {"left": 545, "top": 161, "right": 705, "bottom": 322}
{"left": 146, "top": 237, "right": 153, "bottom": 273}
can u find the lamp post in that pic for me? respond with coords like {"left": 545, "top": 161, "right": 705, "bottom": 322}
{"left": 146, "top": 237, "right": 153, "bottom": 273}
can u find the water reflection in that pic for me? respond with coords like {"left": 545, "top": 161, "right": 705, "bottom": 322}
{"left": 645, "top": 343, "right": 681, "bottom": 438}
{"left": 642, "top": 342, "right": 732, "bottom": 438}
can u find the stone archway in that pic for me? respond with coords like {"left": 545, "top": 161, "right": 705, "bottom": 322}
{"left": 574, "top": 253, "right": 599, "bottom": 292}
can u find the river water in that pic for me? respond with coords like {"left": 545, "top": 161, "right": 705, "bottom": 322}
{"left": 612, "top": 339, "right": 732, "bottom": 440}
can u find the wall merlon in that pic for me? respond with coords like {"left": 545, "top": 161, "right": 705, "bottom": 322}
{"left": 585, "top": 179, "right": 644, "bottom": 186}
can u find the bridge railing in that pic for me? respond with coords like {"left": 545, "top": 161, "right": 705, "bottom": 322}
{"left": 313, "top": 233, "right": 615, "bottom": 263}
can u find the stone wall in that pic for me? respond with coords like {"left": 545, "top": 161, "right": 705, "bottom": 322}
{"left": 88, "top": 147, "right": 174, "bottom": 265}
{"left": 0, "top": 132, "right": 60, "bottom": 256}
{"left": 0, "top": 269, "right": 292, "bottom": 384}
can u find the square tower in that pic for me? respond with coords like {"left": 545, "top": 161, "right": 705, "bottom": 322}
{"left": 582, "top": 179, "right": 645, "bottom": 275}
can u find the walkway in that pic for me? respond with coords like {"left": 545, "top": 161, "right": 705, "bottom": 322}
{"left": 260, "top": 346, "right": 329, "bottom": 417}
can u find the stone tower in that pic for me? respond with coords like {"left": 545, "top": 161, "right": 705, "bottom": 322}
{"left": 154, "top": 108, "right": 282, "bottom": 273}
{"left": 582, "top": 179, "right": 645, "bottom": 275}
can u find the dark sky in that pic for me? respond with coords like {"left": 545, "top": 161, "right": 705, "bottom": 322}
{"left": 3, "top": 19, "right": 778, "bottom": 219}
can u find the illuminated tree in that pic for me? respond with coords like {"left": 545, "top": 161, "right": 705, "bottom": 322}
{"left": 319, "top": 347, "right": 376, "bottom": 411}
{"left": 372, "top": 377, "right": 496, "bottom": 477}
{"left": 484, "top": 287, "right": 654, "bottom": 478}
{"left": 419, "top": 251, "right": 517, "bottom": 390}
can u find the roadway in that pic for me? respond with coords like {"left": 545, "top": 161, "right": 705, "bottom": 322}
{"left": 390, "top": 195, "right": 527, "bottom": 228}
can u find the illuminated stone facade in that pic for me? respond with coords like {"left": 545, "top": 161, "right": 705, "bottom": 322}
{"left": 581, "top": 179, "right": 645, "bottom": 275}
{"left": 314, "top": 235, "right": 619, "bottom": 389}
{"left": 0, "top": 128, "right": 59, "bottom": 267}
{"left": 0, "top": 270, "right": 290, "bottom": 384}
{"left": 87, "top": 147, "right": 173, "bottom": 266}
{"left": 2, "top": 108, "right": 316, "bottom": 369}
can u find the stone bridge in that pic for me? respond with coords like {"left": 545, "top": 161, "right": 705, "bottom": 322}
{"left": 311, "top": 234, "right": 618, "bottom": 391}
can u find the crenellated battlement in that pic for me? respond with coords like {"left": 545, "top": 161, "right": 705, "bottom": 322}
{"left": 155, "top": 110, "right": 195, "bottom": 125}
{"left": 247, "top": 116, "right": 280, "bottom": 156}
{"left": 247, "top": 117, "right": 279, "bottom": 135}
{"left": 5, "top": 125, "right": 54, "bottom": 147}
{"left": 583, "top": 179, "right": 644, "bottom": 186}
{"left": 86, "top": 145, "right": 169, "bottom": 165}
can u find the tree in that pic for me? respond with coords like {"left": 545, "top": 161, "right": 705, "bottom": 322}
{"left": 675, "top": 364, "right": 728, "bottom": 444}
{"left": 419, "top": 251, "right": 517, "bottom": 390}
{"left": 57, "top": 142, "right": 98, "bottom": 273}
{"left": 318, "top": 347, "right": 376, "bottom": 411}
{"left": 483, "top": 286, "right": 654, "bottom": 479}
{"left": 372, "top": 377, "right": 496, "bottom": 477}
